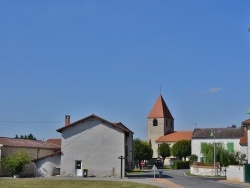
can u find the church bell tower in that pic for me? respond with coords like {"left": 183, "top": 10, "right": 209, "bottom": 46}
{"left": 147, "top": 95, "right": 174, "bottom": 158}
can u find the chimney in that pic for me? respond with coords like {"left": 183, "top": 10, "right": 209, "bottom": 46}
{"left": 65, "top": 115, "right": 70, "bottom": 126}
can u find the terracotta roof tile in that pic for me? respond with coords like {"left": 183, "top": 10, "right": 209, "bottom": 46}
{"left": 0, "top": 137, "right": 60, "bottom": 150}
{"left": 239, "top": 129, "right": 248, "bottom": 146}
{"left": 147, "top": 95, "right": 173, "bottom": 119}
{"left": 46, "top": 138, "right": 61, "bottom": 147}
{"left": 242, "top": 119, "right": 250, "bottom": 126}
{"left": 156, "top": 131, "right": 193, "bottom": 142}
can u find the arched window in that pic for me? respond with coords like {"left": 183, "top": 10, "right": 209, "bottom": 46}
{"left": 153, "top": 118, "right": 158, "bottom": 126}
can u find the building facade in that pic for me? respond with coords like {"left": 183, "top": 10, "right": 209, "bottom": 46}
{"left": 57, "top": 114, "right": 133, "bottom": 177}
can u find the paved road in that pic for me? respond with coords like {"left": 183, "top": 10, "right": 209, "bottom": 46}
{"left": 126, "top": 169, "right": 249, "bottom": 188}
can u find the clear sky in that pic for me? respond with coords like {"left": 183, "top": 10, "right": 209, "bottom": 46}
{"left": 0, "top": 1, "right": 250, "bottom": 141}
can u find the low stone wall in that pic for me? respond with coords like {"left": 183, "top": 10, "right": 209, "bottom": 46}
{"left": 226, "top": 165, "right": 245, "bottom": 182}
{"left": 190, "top": 163, "right": 226, "bottom": 176}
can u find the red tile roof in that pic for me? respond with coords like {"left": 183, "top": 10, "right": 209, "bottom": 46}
{"left": 57, "top": 114, "right": 133, "bottom": 134}
{"left": 147, "top": 95, "right": 174, "bottom": 119}
{"left": 242, "top": 119, "right": 250, "bottom": 126}
{"left": 0, "top": 137, "right": 60, "bottom": 150}
{"left": 46, "top": 138, "right": 61, "bottom": 147}
{"left": 156, "top": 131, "right": 193, "bottom": 142}
{"left": 239, "top": 129, "right": 248, "bottom": 146}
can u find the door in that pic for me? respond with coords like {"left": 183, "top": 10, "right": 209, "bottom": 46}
{"left": 75, "top": 160, "right": 83, "bottom": 177}
{"left": 245, "top": 164, "right": 250, "bottom": 183}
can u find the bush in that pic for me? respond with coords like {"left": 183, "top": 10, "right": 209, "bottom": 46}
{"left": 2, "top": 150, "right": 31, "bottom": 176}
{"left": 173, "top": 161, "right": 190, "bottom": 169}
{"left": 189, "top": 154, "right": 198, "bottom": 165}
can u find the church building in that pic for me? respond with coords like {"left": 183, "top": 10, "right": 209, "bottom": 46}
{"left": 147, "top": 95, "right": 193, "bottom": 162}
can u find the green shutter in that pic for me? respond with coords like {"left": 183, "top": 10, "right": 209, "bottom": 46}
{"left": 227, "top": 143, "right": 234, "bottom": 153}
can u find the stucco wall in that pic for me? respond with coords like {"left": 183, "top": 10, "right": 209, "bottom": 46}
{"left": 190, "top": 165, "right": 223, "bottom": 176}
{"left": 60, "top": 118, "right": 126, "bottom": 177}
{"left": 248, "top": 126, "right": 250, "bottom": 163}
{"left": 35, "top": 154, "right": 60, "bottom": 177}
{"left": 191, "top": 138, "right": 241, "bottom": 162}
{"left": 227, "top": 165, "right": 245, "bottom": 182}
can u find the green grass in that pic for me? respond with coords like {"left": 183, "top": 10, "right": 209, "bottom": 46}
{"left": 0, "top": 179, "right": 158, "bottom": 188}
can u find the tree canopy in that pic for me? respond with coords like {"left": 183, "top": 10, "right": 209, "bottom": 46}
{"left": 133, "top": 138, "right": 153, "bottom": 168}
{"left": 15, "top": 133, "right": 37, "bottom": 140}
{"left": 158, "top": 143, "right": 170, "bottom": 163}
{"left": 171, "top": 140, "right": 191, "bottom": 160}
{"left": 2, "top": 150, "right": 31, "bottom": 176}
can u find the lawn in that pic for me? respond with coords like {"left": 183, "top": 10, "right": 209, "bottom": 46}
{"left": 0, "top": 179, "right": 158, "bottom": 188}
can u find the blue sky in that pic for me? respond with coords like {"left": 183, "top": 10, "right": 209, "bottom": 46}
{"left": 0, "top": 1, "right": 250, "bottom": 140}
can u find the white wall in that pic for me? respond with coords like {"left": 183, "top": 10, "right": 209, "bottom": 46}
{"left": 192, "top": 138, "right": 241, "bottom": 162}
{"left": 35, "top": 154, "right": 60, "bottom": 177}
{"left": 227, "top": 165, "right": 245, "bottom": 182}
{"left": 248, "top": 126, "right": 250, "bottom": 163}
{"left": 60, "top": 118, "right": 125, "bottom": 177}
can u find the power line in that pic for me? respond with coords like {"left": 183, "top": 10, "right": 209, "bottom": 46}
{"left": 0, "top": 120, "right": 64, "bottom": 124}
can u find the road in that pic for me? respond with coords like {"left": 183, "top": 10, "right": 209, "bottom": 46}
{"left": 126, "top": 169, "right": 248, "bottom": 188}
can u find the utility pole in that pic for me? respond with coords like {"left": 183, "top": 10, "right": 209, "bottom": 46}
{"left": 118, "top": 155, "right": 125, "bottom": 179}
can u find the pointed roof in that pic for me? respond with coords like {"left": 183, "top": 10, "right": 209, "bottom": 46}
{"left": 147, "top": 95, "right": 174, "bottom": 119}
{"left": 56, "top": 114, "right": 133, "bottom": 134}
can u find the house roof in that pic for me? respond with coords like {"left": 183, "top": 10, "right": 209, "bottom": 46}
{"left": 32, "top": 151, "right": 61, "bottom": 162}
{"left": 56, "top": 114, "right": 133, "bottom": 134}
{"left": 192, "top": 128, "right": 243, "bottom": 139}
{"left": 147, "top": 95, "right": 174, "bottom": 119}
{"left": 46, "top": 138, "right": 61, "bottom": 147}
{"left": 156, "top": 131, "right": 193, "bottom": 142}
{"left": 0, "top": 137, "right": 60, "bottom": 150}
{"left": 239, "top": 129, "right": 248, "bottom": 146}
{"left": 242, "top": 119, "right": 250, "bottom": 126}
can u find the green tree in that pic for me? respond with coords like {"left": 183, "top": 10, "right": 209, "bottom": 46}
{"left": 2, "top": 150, "right": 31, "bottom": 176}
{"left": 171, "top": 140, "right": 191, "bottom": 161}
{"left": 158, "top": 143, "right": 170, "bottom": 163}
{"left": 14, "top": 134, "right": 36, "bottom": 140}
{"left": 201, "top": 143, "right": 238, "bottom": 166}
{"left": 189, "top": 154, "right": 198, "bottom": 165}
{"left": 133, "top": 138, "right": 153, "bottom": 169}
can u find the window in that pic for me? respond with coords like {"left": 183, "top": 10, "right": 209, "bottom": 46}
{"left": 227, "top": 143, "right": 234, "bottom": 153}
{"left": 200, "top": 157, "right": 204, "bottom": 163}
{"left": 153, "top": 118, "right": 158, "bottom": 126}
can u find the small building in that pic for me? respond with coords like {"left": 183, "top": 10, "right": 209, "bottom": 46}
{"left": 0, "top": 137, "right": 60, "bottom": 177}
{"left": 191, "top": 127, "right": 245, "bottom": 162}
{"left": 56, "top": 114, "right": 133, "bottom": 177}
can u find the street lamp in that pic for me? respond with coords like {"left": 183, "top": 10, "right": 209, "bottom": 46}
{"left": 210, "top": 130, "right": 216, "bottom": 177}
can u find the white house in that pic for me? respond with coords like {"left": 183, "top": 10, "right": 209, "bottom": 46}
{"left": 56, "top": 114, "right": 133, "bottom": 177}
{"left": 191, "top": 127, "right": 244, "bottom": 162}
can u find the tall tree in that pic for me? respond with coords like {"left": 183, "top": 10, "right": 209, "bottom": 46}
{"left": 158, "top": 143, "right": 170, "bottom": 163}
{"left": 133, "top": 138, "right": 153, "bottom": 169}
{"left": 171, "top": 140, "right": 191, "bottom": 161}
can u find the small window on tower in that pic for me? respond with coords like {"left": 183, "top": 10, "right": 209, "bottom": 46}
{"left": 153, "top": 118, "right": 158, "bottom": 126}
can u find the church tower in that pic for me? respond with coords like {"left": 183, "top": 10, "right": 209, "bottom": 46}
{"left": 147, "top": 95, "right": 174, "bottom": 158}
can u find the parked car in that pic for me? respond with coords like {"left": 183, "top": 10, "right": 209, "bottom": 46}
{"left": 155, "top": 159, "right": 163, "bottom": 167}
